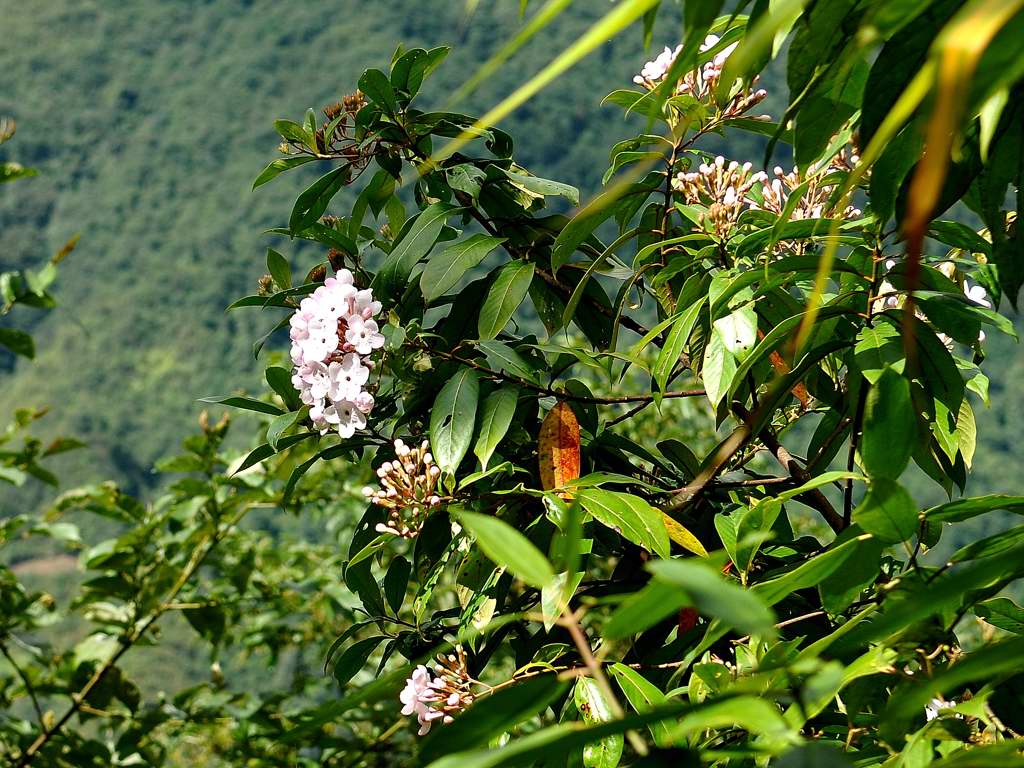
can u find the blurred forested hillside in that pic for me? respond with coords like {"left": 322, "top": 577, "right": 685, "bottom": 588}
{"left": 1, "top": 0, "right": 1020, "bottom": 514}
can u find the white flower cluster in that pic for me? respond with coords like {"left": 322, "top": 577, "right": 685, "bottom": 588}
{"left": 363, "top": 438, "right": 444, "bottom": 538}
{"left": 633, "top": 35, "right": 767, "bottom": 119}
{"left": 399, "top": 649, "right": 475, "bottom": 736}
{"left": 289, "top": 269, "right": 384, "bottom": 437}
{"left": 673, "top": 156, "right": 768, "bottom": 237}
{"left": 873, "top": 260, "right": 991, "bottom": 346}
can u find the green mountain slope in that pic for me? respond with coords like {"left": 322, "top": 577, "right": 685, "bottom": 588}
{"left": 0, "top": 0, "right": 654, "bottom": 499}
{"left": 0, "top": 0, "right": 1020, "bottom": 511}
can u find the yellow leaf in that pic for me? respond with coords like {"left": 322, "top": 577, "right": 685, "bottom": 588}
{"left": 661, "top": 513, "right": 708, "bottom": 557}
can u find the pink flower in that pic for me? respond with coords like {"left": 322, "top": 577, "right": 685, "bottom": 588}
{"left": 345, "top": 316, "right": 385, "bottom": 355}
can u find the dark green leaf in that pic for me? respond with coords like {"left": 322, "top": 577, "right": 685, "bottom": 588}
{"left": 478, "top": 261, "right": 535, "bottom": 341}
{"left": 288, "top": 166, "right": 349, "bottom": 234}
{"left": 333, "top": 637, "right": 385, "bottom": 687}
{"left": 421, "top": 234, "right": 505, "bottom": 302}
{"left": 430, "top": 367, "right": 480, "bottom": 474}
{"left": 861, "top": 367, "right": 915, "bottom": 480}
{"left": 473, "top": 385, "right": 518, "bottom": 470}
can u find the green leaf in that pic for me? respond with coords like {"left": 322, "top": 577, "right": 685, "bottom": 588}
{"left": 273, "top": 119, "right": 312, "bottom": 147}
{"left": 502, "top": 168, "right": 579, "bottom": 206}
{"left": 853, "top": 478, "right": 918, "bottom": 544}
{"left": 603, "top": 581, "right": 688, "bottom": 640}
{"left": 198, "top": 395, "right": 284, "bottom": 416}
{"left": 478, "top": 260, "right": 535, "bottom": 341}
{"left": 701, "top": 327, "right": 736, "bottom": 408}
{"left": 453, "top": 510, "right": 555, "bottom": 589}
{"left": 574, "top": 677, "right": 623, "bottom": 768}
{"left": 266, "top": 365, "right": 301, "bottom": 410}
{"left": 854, "top": 323, "right": 905, "bottom": 384}
{"left": 928, "top": 220, "right": 992, "bottom": 255}
{"left": 879, "top": 637, "right": 1024, "bottom": 747}
{"left": 419, "top": 676, "right": 569, "bottom": 764}
{"left": 266, "top": 248, "right": 291, "bottom": 290}
{"left": 421, "top": 234, "right": 506, "bottom": 302}
{"left": 0, "top": 327, "right": 34, "bottom": 358}
{"left": 429, "top": 368, "right": 480, "bottom": 474}
{"left": 664, "top": 696, "right": 789, "bottom": 741}
{"left": 478, "top": 340, "right": 537, "bottom": 382}
{"left": 950, "top": 526, "right": 1024, "bottom": 564}
{"left": 375, "top": 202, "right": 457, "bottom": 293}
{"left": 577, "top": 489, "right": 669, "bottom": 558}
{"left": 288, "top": 166, "right": 349, "bottom": 234}
{"left": 752, "top": 535, "right": 864, "bottom": 607}
{"left": 975, "top": 597, "right": 1024, "bottom": 634}
{"left": 473, "top": 385, "right": 518, "bottom": 470}
{"left": 713, "top": 305, "right": 757, "bottom": 360}
{"left": 358, "top": 68, "right": 398, "bottom": 114}
{"left": 333, "top": 636, "right": 385, "bottom": 687}
{"left": 252, "top": 155, "right": 317, "bottom": 189}
{"left": 925, "top": 494, "right": 1024, "bottom": 523}
{"left": 648, "top": 559, "right": 776, "bottom": 637}
{"left": 608, "top": 664, "right": 672, "bottom": 747}
{"left": 861, "top": 367, "right": 915, "bottom": 480}
{"left": 383, "top": 556, "right": 412, "bottom": 614}
{"left": 266, "top": 408, "right": 304, "bottom": 450}
{"left": 652, "top": 300, "right": 704, "bottom": 394}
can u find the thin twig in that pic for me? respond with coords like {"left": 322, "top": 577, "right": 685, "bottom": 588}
{"left": 0, "top": 641, "right": 43, "bottom": 724}
{"left": 14, "top": 502, "right": 257, "bottom": 768}
{"left": 416, "top": 341, "right": 705, "bottom": 404}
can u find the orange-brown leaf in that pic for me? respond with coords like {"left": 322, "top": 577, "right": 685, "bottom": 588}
{"left": 539, "top": 401, "right": 580, "bottom": 493}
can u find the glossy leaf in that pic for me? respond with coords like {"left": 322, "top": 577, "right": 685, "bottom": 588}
{"left": 454, "top": 510, "right": 555, "bottom": 589}
{"left": 430, "top": 368, "right": 481, "bottom": 474}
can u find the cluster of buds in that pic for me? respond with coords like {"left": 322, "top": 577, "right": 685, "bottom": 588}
{"left": 829, "top": 142, "right": 862, "bottom": 173}
{"left": 632, "top": 35, "right": 768, "bottom": 123}
{"left": 399, "top": 648, "right": 475, "bottom": 735}
{"left": 278, "top": 90, "right": 376, "bottom": 182}
{"left": 673, "top": 156, "right": 767, "bottom": 238}
{"left": 365, "top": 439, "right": 444, "bottom": 538}
{"left": 753, "top": 165, "right": 863, "bottom": 223}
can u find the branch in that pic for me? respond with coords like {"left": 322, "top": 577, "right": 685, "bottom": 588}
{"left": 0, "top": 641, "right": 43, "bottom": 725}
{"left": 666, "top": 404, "right": 844, "bottom": 534}
{"left": 13, "top": 502, "right": 255, "bottom": 768}
{"left": 416, "top": 341, "right": 705, "bottom": 404}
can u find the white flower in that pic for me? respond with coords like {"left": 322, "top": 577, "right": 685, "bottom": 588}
{"left": 925, "top": 697, "right": 961, "bottom": 722}
{"left": 312, "top": 278, "right": 357, "bottom": 319}
{"left": 352, "top": 288, "right": 382, "bottom": 318}
{"left": 325, "top": 400, "right": 367, "bottom": 438}
{"left": 327, "top": 354, "right": 369, "bottom": 401}
{"left": 633, "top": 44, "right": 681, "bottom": 85}
{"left": 345, "top": 316, "right": 385, "bottom": 355}
{"left": 296, "top": 318, "right": 339, "bottom": 364}
{"left": 964, "top": 281, "right": 991, "bottom": 308}
{"left": 353, "top": 390, "right": 375, "bottom": 414}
